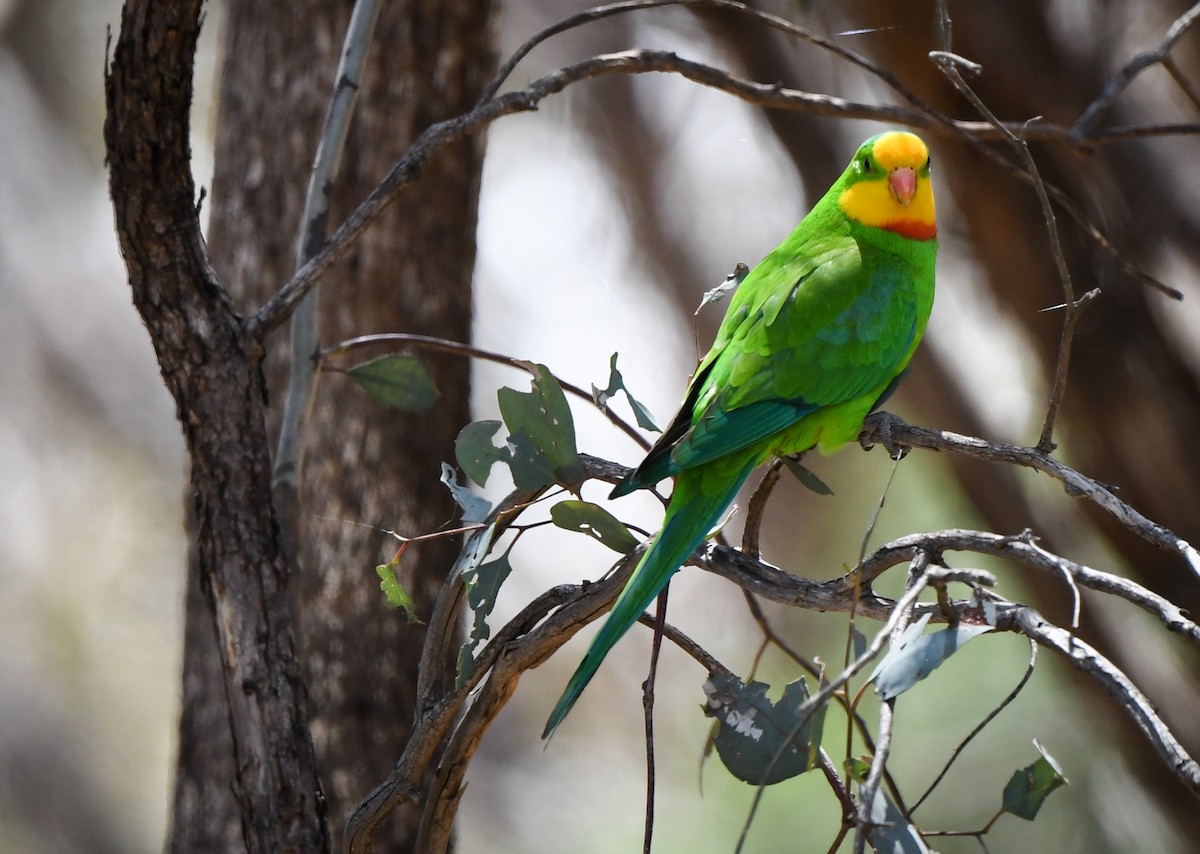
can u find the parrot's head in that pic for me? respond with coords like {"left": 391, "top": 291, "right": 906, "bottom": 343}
{"left": 837, "top": 131, "right": 936, "bottom": 241}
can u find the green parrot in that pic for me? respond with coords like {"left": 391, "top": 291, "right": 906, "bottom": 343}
{"left": 543, "top": 130, "right": 937, "bottom": 738}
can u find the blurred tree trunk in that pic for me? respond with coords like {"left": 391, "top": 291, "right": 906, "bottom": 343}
{"left": 168, "top": 1, "right": 494, "bottom": 850}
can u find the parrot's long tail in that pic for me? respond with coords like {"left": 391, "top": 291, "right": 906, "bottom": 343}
{"left": 542, "top": 455, "right": 759, "bottom": 739}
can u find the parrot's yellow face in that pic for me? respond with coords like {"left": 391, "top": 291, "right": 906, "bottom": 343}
{"left": 837, "top": 131, "right": 936, "bottom": 241}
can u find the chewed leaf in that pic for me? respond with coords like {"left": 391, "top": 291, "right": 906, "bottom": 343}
{"left": 498, "top": 364, "right": 585, "bottom": 490}
{"left": 592, "top": 353, "right": 659, "bottom": 432}
{"left": 870, "top": 613, "right": 992, "bottom": 700}
{"left": 781, "top": 457, "right": 834, "bottom": 496}
{"left": 702, "top": 672, "right": 823, "bottom": 785}
{"left": 456, "top": 553, "right": 515, "bottom": 687}
{"left": 452, "top": 520, "right": 498, "bottom": 579}
{"left": 1001, "top": 740, "right": 1069, "bottom": 821}
{"left": 695, "top": 263, "right": 749, "bottom": 314}
{"left": 440, "top": 463, "right": 491, "bottom": 523}
{"left": 865, "top": 785, "right": 931, "bottom": 853}
{"left": 455, "top": 420, "right": 509, "bottom": 487}
{"left": 550, "top": 500, "right": 640, "bottom": 554}
{"left": 376, "top": 561, "right": 423, "bottom": 624}
{"left": 347, "top": 354, "right": 439, "bottom": 412}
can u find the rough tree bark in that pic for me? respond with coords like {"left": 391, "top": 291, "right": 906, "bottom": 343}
{"left": 167, "top": 0, "right": 494, "bottom": 850}
{"left": 104, "top": 1, "right": 328, "bottom": 851}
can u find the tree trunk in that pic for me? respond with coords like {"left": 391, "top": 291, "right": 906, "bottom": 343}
{"left": 105, "top": 2, "right": 329, "bottom": 851}
{"left": 168, "top": 0, "right": 494, "bottom": 850}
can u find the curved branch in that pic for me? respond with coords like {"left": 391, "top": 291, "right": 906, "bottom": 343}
{"left": 250, "top": 41, "right": 1195, "bottom": 338}
{"left": 861, "top": 412, "right": 1200, "bottom": 578}
{"left": 996, "top": 602, "right": 1200, "bottom": 797}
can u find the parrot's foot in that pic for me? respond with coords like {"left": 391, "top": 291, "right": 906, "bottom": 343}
{"left": 860, "top": 410, "right": 911, "bottom": 460}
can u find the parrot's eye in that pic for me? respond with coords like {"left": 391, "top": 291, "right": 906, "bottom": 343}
{"left": 925, "top": 155, "right": 932, "bottom": 170}
{"left": 860, "top": 157, "right": 873, "bottom": 173}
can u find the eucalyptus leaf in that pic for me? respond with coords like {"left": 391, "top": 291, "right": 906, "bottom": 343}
{"left": 455, "top": 420, "right": 509, "bottom": 487}
{"left": 347, "top": 354, "right": 438, "bottom": 412}
{"left": 456, "top": 553, "right": 515, "bottom": 687}
{"left": 376, "top": 561, "right": 423, "bottom": 624}
{"left": 593, "top": 352, "right": 659, "bottom": 432}
{"left": 702, "top": 673, "right": 823, "bottom": 785}
{"left": 506, "top": 431, "right": 556, "bottom": 490}
{"left": 498, "top": 364, "right": 585, "bottom": 489}
{"left": 870, "top": 613, "right": 992, "bottom": 700}
{"left": 781, "top": 456, "right": 834, "bottom": 496}
{"left": 866, "top": 785, "right": 931, "bottom": 853}
{"left": 440, "top": 463, "right": 491, "bottom": 524}
{"left": 550, "top": 500, "right": 640, "bottom": 554}
{"left": 1001, "top": 740, "right": 1069, "bottom": 821}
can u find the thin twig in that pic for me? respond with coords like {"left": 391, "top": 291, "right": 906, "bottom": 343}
{"left": 930, "top": 25, "right": 1081, "bottom": 452}
{"left": 909, "top": 637, "right": 1038, "bottom": 814}
{"left": 1073, "top": 1, "right": 1200, "bottom": 135}
{"left": 642, "top": 587, "right": 669, "bottom": 854}
{"left": 742, "top": 459, "right": 784, "bottom": 558}
{"left": 854, "top": 699, "right": 896, "bottom": 854}
{"left": 273, "top": 0, "right": 383, "bottom": 500}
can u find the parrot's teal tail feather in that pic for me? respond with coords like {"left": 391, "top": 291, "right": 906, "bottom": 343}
{"left": 542, "top": 456, "right": 758, "bottom": 739}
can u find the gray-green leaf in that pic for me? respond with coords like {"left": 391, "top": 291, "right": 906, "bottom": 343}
{"left": 440, "top": 463, "right": 491, "bottom": 524}
{"left": 781, "top": 456, "right": 834, "bottom": 496}
{"left": 550, "top": 500, "right": 640, "bottom": 554}
{"left": 347, "top": 354, "right": 439, "bottom": 412}
{"left": 702, "top": 673, "right": 823, "bottom": 785}
{"left": 498, "top": 364, "right": 585, "bottom": 490}
{"left": 870, "top": 614, "right": 992, "bottom": 700}
{"left": 592, "top": 352, "right": 659, "bottom": 432}
{"left": 455, "top": 420, "right": 510, "bottom": 487}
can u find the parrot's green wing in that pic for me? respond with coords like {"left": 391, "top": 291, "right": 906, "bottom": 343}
{"left": 616, "top": 234, "right": 924, "bottom": 494}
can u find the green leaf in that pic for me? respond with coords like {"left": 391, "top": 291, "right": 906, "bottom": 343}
{"left": 457, "top": 553, "right": 514, "bottom": 687}
{"left": 347, "top": 354, "right": 439, "bottom": 412}
{"left": 869, "top": 613, "right": 992, "bottom": 701}
{"left": 455, "top": 420, "right": 510, "bottom": 487}
{"left": 440, "top": 463, "right": 491, "bottom": 524}
{"left": 865, "top": 785, "right": 931, "bottom": 853}
{"left": 550, "top": 500, "right": 640, "bottom": 554}
{"left": 1001, "top": 740, "right": 1069, "bottom": 821}
{"left": 506, "top": 431, "right": 556, "bottom": 490}
{"left": 592, "top": 353, "right": 660, "bottom": 432}
{"left": 781, "top": 456, "right": 834, "bottom": 496}
{"left": 702, "top": 673, "right": 823, "bottom": 785}
{"left": 376, "top": 561, "right": 423, "bottom": 624}
{"left": 844, "top": 756, "right": 871, "bottom": 783}
{"left": 497, "top": 364, "right": 585, "bottom": 489}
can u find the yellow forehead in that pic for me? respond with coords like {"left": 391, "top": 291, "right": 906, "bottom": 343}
{"left": 871, "top": 132, "right": 929, "bottom": 169}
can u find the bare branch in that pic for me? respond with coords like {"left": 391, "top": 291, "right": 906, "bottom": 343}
{"left": 1073, "top": 1, "right": 1200, "bottom": 135}
{"left": 861, "top": 412, "right": 1200, "bottom": 579}
{"left": 997, "top": 602, "right": 1200, "bottom": 797}
{"left": 249, "top": 32, "right": 1196, "bottom": 340}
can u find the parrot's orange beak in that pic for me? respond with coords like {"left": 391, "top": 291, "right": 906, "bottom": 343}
{"left": 888, "top": 166, "right": 917, "bottom": 207}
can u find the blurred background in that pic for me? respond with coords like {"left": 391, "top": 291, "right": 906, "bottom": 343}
{"left": 4, "top": 0, "right": 1200, "bottom": 851}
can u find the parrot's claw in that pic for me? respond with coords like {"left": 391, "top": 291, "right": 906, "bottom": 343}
{"left": 860, "top": 410, "right": 911, "bottom": 460}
